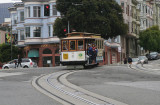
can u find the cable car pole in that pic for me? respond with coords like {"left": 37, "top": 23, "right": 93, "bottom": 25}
{"left": 68, "top": 21, "right": 70, "bottom": 33}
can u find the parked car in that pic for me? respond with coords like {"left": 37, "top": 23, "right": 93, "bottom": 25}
{"left": 2, "top": 58, "right": 37, "bottom": 69}
{"left": 138, "top": 56, "right": 148, "bottom": 64}
{"left": 148, "top": 52, "right": 159, "bottom": 60}
{"left": 132, "top": 58, "right": 141, "bottom": 65}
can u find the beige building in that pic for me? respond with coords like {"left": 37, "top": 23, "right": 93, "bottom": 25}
{"left": 0, "top": 30, "right": 6, "bottom": 44}
{"left": 120, "top": 0, "right": 140, "bottom": 57}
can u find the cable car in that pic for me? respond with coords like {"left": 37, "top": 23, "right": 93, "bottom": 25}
{"left": 60, "top": 32, "right": 104, "bottom": 68}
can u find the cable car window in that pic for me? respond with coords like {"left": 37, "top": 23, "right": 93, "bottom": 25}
{"left": 62, "top": 40, "right": 68, "bottom": 51}
{"left": 69, "top": 40, "right": 76, "bottom": 51}
{"left": 78, "top": 40, "right": 84, "bottom": 50}
{"left": 100, "top": 40, "right": 102, "bottom": 49}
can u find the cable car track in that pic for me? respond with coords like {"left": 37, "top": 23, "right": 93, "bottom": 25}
{"left": 32, "top": 70, "right": 128, "bottom": 105}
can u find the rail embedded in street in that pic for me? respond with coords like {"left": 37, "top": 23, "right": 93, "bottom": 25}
{"left": 32, "top": 71, "right": 128, "bottom": 105}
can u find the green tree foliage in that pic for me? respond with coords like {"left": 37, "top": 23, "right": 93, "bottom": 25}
{"left": 54, "top": 0, "right": 128, "bottom": 39}
{"left": 0, "top": 44, "right": 23, "bottom": 63}
{"left": 139, "top": 26, "right": 160, "bottom": 52}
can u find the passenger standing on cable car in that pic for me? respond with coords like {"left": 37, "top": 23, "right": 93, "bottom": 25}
{"left": 92, "top": 44, "right": 97, "bottom": 63}
{"left": 88, "top": 44, "right": 93, "bottom": 64}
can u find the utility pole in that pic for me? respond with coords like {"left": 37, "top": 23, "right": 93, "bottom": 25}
{"left": 10, "top": 19, "right": 12, "bottom": 60}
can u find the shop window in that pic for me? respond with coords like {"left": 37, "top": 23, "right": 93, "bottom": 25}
{"left": 55, "top": 48, "right": 59, "bottom": 54}
{"left": 69, "top": 40, "right": 76, "bottom": 51}
{"left": 77, "top": 40, "right": 84, "bottom": 50}
{"left": 62, "top": 40, "right": 68, "bottom": 51}
{"left": 55, "top": 56, "right": 60, "bottom": 66}
{"left": 43, "top": 48, "right": 52, "bottom": 54}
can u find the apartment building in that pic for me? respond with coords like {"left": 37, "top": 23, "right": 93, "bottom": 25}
{"left": 120, "top": 0, "right": 141, "bottom": 57}
{"left": 152, "top": 0, "right": 160, "bottom": 27}
{"left": 138, "top": 0, "right": 153, "bottom": 31}
{"left": 8, "top": 0, "right": 60, "bottom": 67}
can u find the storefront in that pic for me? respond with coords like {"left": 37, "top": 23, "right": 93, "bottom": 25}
{"left": 24, "top": 43, "right": 60, "bottom": 67}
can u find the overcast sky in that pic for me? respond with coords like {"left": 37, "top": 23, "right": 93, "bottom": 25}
{"left": 0, "top": 0, "right": 21, "bottom": 3}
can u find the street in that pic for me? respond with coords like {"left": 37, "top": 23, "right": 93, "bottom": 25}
{"left": 0, "top": 60, "right": 160, "bottom": 105}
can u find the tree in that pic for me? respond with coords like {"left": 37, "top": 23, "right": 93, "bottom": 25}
{"left": 54, "top": 0, "right": 128, "bottom": 39}
{"left": 0, "top": 44, "right": 23, "bottom": 63}
{"left": 139, "top": 26, "right": 160, "bottom": 52}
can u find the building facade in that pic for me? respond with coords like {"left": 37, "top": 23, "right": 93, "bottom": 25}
{"left": 9, "top": 0, "right": 60, "bottom": 67}
{"left": 138, "top": 0, "right": 153, "bottom": 31}
{"left": 120, "top": 0, "right": 141, "bottom": 57}
{"left": 152, "top": 0, "right": 160, "bottom": 27}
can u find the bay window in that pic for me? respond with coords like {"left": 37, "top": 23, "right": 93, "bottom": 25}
{"left": 25, "top": 27, "right": 30, "bottom": 37}
{"left": 20, "top": 30, "right": 24, "bottom": 40}
{"left": 33, "top": 27, "right": 41, "bottom": 37}
{"left": 20, "top": 11, "right": 24, "bottom": 22}
{"left": 25, "top": 7, "right": 30, "bottom": 17}
{"left": 33, "top": 6, "right": 41, "bottom": 17}
{"left": 52, "top": 5, "right": 57, "bottom": 16}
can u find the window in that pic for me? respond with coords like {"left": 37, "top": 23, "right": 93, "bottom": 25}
{"left": 33, "top": 6, "right": 41, "bottom": 17}
{"left": 48, "top": 26, "right": 51, "bottom": 37}
{"left": 22, "top": 59, "right": 30, "bottom": 62}
{"left": 25, "top": 27, "right": 30, "bottom": 37}
{"left": 121, "top": 2, "right": 124, "bottom": 12}
{"left": 20, "top": 11, "right": 24, "bottom": 22}
{"left": 69, "top": 40, "right": 76, "bottom": 51}
{"left": 13, "top": 14, "right": 17, "bottom": 24}
{"left": 55, "top": 48, "right": 59, "bottom": 54}
{"left": 43, "top": 48, "right": 52, "bottom": 54}
{"left": 77, "top": 40, "right": 84, "bottom": 50}
{"left": 62, "top": 40, "right": 68, "bottom": 51}
{"left": 20, "top": 30, "right": 24, "bottom": 40}
{"left": 33, "top": 27, "right": 41, "bottom": 37}
{"left": 52, "top": 5, "right": 57, "bottom": 16}
{"left": 25, "top": 7, "right": 30, "bottom": 17}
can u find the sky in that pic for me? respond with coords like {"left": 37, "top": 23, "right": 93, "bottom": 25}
{"left": 0, "top": 0, "right": 21, "bottom": 3}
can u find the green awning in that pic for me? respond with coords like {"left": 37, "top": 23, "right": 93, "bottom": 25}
{"left": 28, "top": 49, "right": 39, "bottom": 57}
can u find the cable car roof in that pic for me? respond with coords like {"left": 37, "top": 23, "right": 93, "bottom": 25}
{"left": 61, "top": 32, "right": 103, "bottom": 40}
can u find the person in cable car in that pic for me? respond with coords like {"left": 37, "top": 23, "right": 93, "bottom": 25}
{"left": 88, "top": 44, "right": 93, "bottom": 64}
{"left": 92, "top": 44, "right": 98, "bottom": 63}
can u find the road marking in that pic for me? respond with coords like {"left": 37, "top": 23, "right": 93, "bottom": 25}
{"left": 0, "top": 72, "right": 26, "bottom": 77}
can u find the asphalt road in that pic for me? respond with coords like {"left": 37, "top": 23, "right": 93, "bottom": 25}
{"left": 0, "top": 67, "right": 64, "bottom": 105}
{"left": 0, "top": 59, "right": 160, "bottom": 105}
{"left": 67, "top": 59, "right": 160, "bottom": 105}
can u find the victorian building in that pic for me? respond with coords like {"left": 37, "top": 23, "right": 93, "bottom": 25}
{"left": 8, "top": 0, "right": 60, "bottom": 67}
{"left": 120, "top": 0, "right": 141, "bottom": 57}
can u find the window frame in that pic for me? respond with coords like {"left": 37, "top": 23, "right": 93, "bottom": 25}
{"left": 62, "top": 40, "right": 69, "bottom": 52}
{"left": 48, "top": 25, "right": 51, "bottom": 37}
{"left": 20, "top": 30, "right": 24, "bottom": 40}
{"left": 25, "top": 27, "right": 30, "bottom": 38}
{"left": 77, "top": 40, "right": 84, "bottom": 51}
{"left": 52, "top": 5, "right": 57, "bottom": 16}
{"left": 69, "top": 40, "right": 76, "bottom": 51}
{"left": 25, "top": 6, "right": 30, "bottom": 18}
{"left": 33, "top": 27, "right": 41, "bottom": 37}
{"left": 33, "top": 6, "right": 41, "bottom": 17}
{"left": 20, "top": 11, "right": 24, "bottom": 22}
